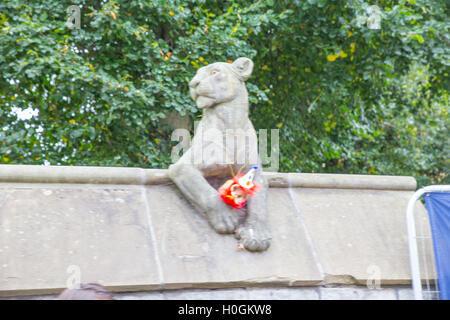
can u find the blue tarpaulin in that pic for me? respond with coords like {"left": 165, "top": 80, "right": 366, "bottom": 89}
{"left": 424, "top": 192, "right": 450, "bottom": 300}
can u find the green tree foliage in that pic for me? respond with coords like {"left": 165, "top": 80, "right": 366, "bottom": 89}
{"left": 0, "top": 0, "right": 275, "bottom": 167}
{"left": 250, "top": 0, "right": 449, "bottom": 186}
{"left": 0, "top": 0, "right": 448, "bottom": 187}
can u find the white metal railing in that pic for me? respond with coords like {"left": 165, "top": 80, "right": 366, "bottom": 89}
{"left": 406, "top": 185, "right": 450, "bottom": 300}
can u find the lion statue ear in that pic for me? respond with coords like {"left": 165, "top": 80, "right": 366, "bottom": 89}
{"left": 231, "top": 57, "right": 254, "bottom": 81}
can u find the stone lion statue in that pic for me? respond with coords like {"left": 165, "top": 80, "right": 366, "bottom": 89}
{"left": 168, "top": 57, "right": 271, "bottom": 252}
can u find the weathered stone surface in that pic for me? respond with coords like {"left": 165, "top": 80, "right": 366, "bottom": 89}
{"left": 247, "top": 287, "right": 319, "bottom": 300}
{"left": 0, "top": 184, "right": 160, "bottom": 296}
{"left": 164, "top": 288, "right": 249, "bottom": 300}
{"left": 0, "top": 165, "right": 143, "bottom": 184}
{"left": 397, "top": 287, "right": 415, "bottom": 300}
{"left": 114, "top": 291, "right": 165, "bottom": 300}
{"left": 0, "top": 165, "right": 418, "bottom": 190}
{"left": 2, "top": 286, "right": 416, "bottom": 300}
{"left": 0, "top": 165, "right": 435, "bottom": 298}
{"left": 1, "top": 294, "right": 56, "bottom": 300}
{"left": 146, "top": 185, "right": 323, "bottom": 289}
{"left": 265, "top": 172, "right": 417, "bottom": 190}
{"left": 319, "top": 287, "right": 397, "bottom": 300}
{"left": 290, "top": 188, "right": 431, "bottom": 285}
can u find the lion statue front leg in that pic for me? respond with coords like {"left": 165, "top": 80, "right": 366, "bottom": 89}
{"left": 234, "top": 170, "right": 271, "bottom": 251}
{"left": 168, "top": 161, "right": 240, "bottom": 234}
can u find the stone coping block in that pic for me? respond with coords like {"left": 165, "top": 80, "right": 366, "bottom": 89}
{"left": 0, "top": 164, "right": 169, "bottom": 185}
{"left": 147, "top": 186, "right": 322, "bottom": 290}
{"left": 0, "top": 186, "right": 160, "bottom": 296}
{"left": 289, "top": 188, "right": 432, "bottom": 285}
{"left": 0, "top": 165, "right": 416, "bottom": 190}
{"left": 0, "top": 164, "right": 431, "bottom": 297}
{"left": 264, "top": 172, "right": 416, "bottom": 190}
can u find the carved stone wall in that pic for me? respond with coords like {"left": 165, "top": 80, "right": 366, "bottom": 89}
{"left": 0, "top": 165, "right": 432, "bottom": 298}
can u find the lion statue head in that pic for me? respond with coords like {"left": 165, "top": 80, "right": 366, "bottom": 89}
{"left": 188, "top": 57, "right": 254, "bottom": 109}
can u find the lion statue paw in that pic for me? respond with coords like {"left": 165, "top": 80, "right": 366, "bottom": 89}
{"left": 235, "top": 223, "right": 271, "bottom": 252}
